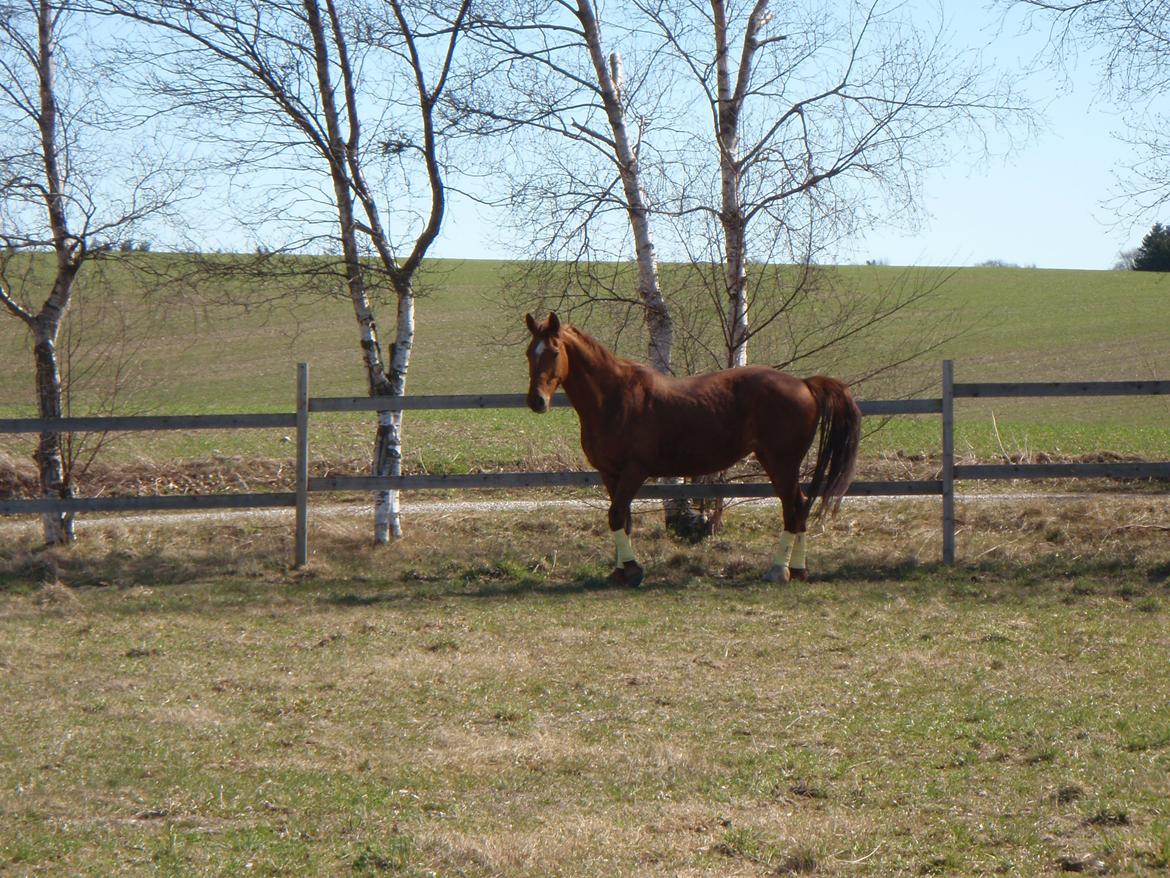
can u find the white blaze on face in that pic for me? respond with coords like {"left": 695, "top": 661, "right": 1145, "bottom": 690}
{"left": 532, "top": 341, "right": 546, "bottom": 359}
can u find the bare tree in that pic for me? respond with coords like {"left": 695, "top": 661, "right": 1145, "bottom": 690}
{"left": 1000, "top": 0, "right": 1170, "bottom": 216}
{"left": 636, "top": 0, "right": 1030, "bottom": 369}
{"left": 464, "top": 0, "right": 1028, "bottom": 376}
{"left": 458, "top": 0, "right": 674, "bottom": 372}
{"left": 90, "top": 0, "right": 471, "bottom": 542}
{"left": 456, "top": 0, "right": 745, "bottom": 534}
{"left": 0, "top": 0, "right": 182, "bottom": 544}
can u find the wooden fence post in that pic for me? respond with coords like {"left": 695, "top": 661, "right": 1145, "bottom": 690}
{"left": 295, "top": 362, "right": 309, "bottom": 568}
{"left": 941, "top": 359, "right": 955, "bottom": 564}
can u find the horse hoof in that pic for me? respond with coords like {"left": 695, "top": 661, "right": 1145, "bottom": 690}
{"left": 608, "top": 561, "right": 645, "bottom": 587}
{"left": 762, "top": 564, "right": 790, "bottom": 583}
{"left": 789, "top": 567, "right": 809, "bottom": 582}
{"left": 621, "top": 561, "right": 645, "bottom": 587}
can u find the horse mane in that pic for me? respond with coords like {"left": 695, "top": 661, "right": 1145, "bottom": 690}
{"left": 563, "top": 325, "right": 637, "bottom": 373}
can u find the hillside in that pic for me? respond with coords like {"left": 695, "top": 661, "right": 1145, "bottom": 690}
{"left": 2, "top": 257, "right": 1168, "bottom": 473}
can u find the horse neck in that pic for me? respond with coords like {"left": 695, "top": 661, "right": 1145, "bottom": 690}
{"left": 560, "top": 328, "right": 630, "bottom": 419}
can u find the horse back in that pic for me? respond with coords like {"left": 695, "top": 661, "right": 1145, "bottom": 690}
{"left": 622, "top": 366, "right": 819, "bottom": 477}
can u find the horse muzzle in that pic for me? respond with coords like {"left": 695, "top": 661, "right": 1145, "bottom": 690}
{"left": 527, "top": 391, "right": 550, "bottom": 414}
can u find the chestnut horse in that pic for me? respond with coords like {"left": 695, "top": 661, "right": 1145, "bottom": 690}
{"left": 525, "top": 312, "right": 861, "bottom": 586}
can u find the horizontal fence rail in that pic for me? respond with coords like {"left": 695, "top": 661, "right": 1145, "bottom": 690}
{"left": 309, "top": 393, "right": 530, "bottom": 413}
{"left": 0, "top": 493, "right": 296, "bottom": 515}
{"left": 309, "top": 394, "right": 939, "bottom": 417}
{"left": 954, "top": 380, "right": 1170, "bottom": 398}
{"left": 2, "top": 360, "right": 1168, "bottom": 568}
{"left": 0, "top": 411, "right": 299, "bottom": 517}
{"left": 309, "top": 473, "right": 944, "bottom": 498}
{"left": 0, "top": 413, "right": 296, "bottom": 433}
{"left": 955, "top": 462, "right": 1170, "bottom": 481}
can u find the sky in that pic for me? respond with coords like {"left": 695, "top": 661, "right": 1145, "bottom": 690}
{"left": 428, "top": 1, "right": 1153, "bottom": 272}
{"left": 853, "top": 1, "right": 1143, "bottom": 271}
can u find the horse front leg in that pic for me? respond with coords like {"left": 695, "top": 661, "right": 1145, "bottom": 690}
{"left": 603, "top": 466, "right": 646, "bottom": 587}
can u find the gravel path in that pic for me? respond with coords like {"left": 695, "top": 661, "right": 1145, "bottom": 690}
{"left": 1, "top": 491, "right": 1164, "bottom": 535}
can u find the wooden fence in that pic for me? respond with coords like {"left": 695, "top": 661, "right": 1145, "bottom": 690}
{"left": 2, "top": 361, "right": 1168, "bottom": 567}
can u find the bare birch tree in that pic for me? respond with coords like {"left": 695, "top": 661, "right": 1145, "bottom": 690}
{"left": 90, "top": 0, "right": 471, "bottom": 542}
{"left": 636, "top": 0, "right": 1030, "bottom": 369}
{"left": 455, "top": 0, "right": 741, "bottom": 534}
{"left": 464, "top": 0, "right": 1028, "bottom": 377}
{"left": 0, "top": 0, "right": 182, "bottom": 544}
{"left": 459, "top": 0, "right": 674, "bottom": 372}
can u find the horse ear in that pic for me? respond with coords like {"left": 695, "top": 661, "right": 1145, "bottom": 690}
{"left": 525, "top": 313, "right": 538, "bottom": 335}
{"left": 548, "top": 312, "right": 561, "bottom": 334}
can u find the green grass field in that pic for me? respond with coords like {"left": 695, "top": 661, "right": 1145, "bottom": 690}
{"left": 2, "top": 257, "right": 1169, "bottom": 476}
{"left": 2, "top": 500, "right": 1169, "bottom": 876}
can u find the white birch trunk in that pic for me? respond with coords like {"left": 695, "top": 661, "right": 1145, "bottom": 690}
{"left": 577, "top": 6, "right": 673, "bottom": 372}
{"left": 307, "top": 0, "right": 407, "bottom": 542}
{"left": 373, "top": 282, "right": 414, "bottom": 542}
{"left": 364, "top": 0, "right": 467, "bottom": 542}
{"left": 711, "top": 0, "right": 770, "bottom": 369}
{"left": 575, "top": 3, "right": 717, "bottom": 534}
{"left": 33, "top": 319, "right": 73, "bottom": 544}
{"left": 32, "top": 0, "right": 76, "bottom": 544}
{"left": 724, "top": 220, "right": 750, "bottom": 369}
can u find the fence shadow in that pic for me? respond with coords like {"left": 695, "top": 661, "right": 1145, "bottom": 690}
{"left": 3, "top": 527, "right": 1165, "bottom": 612}
{"left": 0, "top": 534, "right": 282, "bottom": 593}
{"left": 312, "top": 556, "right": 1168, "bottom": 610}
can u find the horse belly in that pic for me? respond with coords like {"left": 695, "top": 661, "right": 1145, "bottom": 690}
{"left": 650, "top": 452, "right": 745, "bottom": 479}
{"left": 647, "top": 424, "right": 749, "bottom": 477}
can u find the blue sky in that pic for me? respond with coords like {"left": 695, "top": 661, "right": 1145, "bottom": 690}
{"left": 854, "top": 1, "right": 1142, "bottom": 270}
{"left": 429, "top": 1, "right": 1153, "bottom": 271}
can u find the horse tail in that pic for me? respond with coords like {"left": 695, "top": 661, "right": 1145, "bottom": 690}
{"left": 802, "top": 376, "right": 862, "bottom": 518}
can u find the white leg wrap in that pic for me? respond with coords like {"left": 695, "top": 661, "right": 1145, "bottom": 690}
{"left": 773, "top": 531, "right": 796, "bottom": 569}
{"left": 790, "top": 532, "right": 808, "bottom": 570}
{"left": 613, "top": 529, "right": 636, "bottom": 565}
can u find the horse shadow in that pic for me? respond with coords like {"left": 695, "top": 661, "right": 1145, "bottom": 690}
{"left": 387, "top": 554, "right": 1170, "bottom": 606}
{"left": 312, "top": 555, "right": 1125, "bottom": 608}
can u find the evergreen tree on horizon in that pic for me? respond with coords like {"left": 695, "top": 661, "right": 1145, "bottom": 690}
{"left": 1132, "top": 222, "right": 1170, "bottom": 272}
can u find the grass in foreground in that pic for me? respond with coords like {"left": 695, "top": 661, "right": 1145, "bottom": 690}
{"left": 1, "top": 498, "right": 1169, "bottom": 876}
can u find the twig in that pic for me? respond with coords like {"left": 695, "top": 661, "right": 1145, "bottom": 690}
{"left": 833, "top": 842, "right": 883, "bottom": 865}
{"left": 973, "top": 537, "right": 1025, "bottom": 560}
{"left": 991, "top": 410, "right": 1010, "bottom": 464}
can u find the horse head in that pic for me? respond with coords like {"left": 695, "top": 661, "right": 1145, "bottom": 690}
{"left": 524, "top": 311, "right": 567, "bottom": 413}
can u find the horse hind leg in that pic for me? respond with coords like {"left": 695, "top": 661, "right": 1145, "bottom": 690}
{"left": 757, "top": 454, "right": 810, "bottom": 583}
{"left": 784, "top": 489, "right": 811, "bottom": 582}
